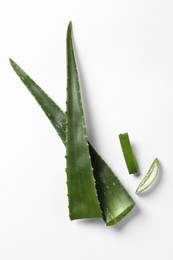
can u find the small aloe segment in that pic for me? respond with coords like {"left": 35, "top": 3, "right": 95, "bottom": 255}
{"left": 119, "top": 133, "right": 138, "bottom": 174}
{"left": 136, "top": 158, "right": 159, "bottom": 194}
{"left": 66, "top": 22, "right": 102, "bottom": 219}
{"left": 10, "top": 23, "right": 135, "bottom": 225}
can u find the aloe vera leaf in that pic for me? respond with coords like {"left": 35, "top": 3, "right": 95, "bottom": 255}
{"left": 10, "top": 58, "right": 135, "bottom": 225}
{"left": 9, "top": 59, "right": 66, "bottom": 143}
{"left": 119, "top": 133, "right": 138, "bottom": 174}
{"left": 65, "top": 22, "right": 102, "bottom": 219}
{"left": 89, "top": 145, "right": 135, "bottom": 225}
{"left": 136, "top": 158, "right": 159, "bottom": 194}
{"left": 9, "top": 29, "right": 135, "bottom": 226}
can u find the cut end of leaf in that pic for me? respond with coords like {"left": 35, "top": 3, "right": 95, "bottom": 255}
{"left": 106, "top": 202, "right": 135, "bottom": 226}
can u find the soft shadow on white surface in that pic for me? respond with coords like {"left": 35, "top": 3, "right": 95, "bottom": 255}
{"left": 76, "top": 218, "right": 104, "bottom": 228}
{"left": 75, "top": 206, "right": 140, "bottom": 231}
{"left": 131, "top": 144, "right": 141, "bottom": 177}
{"left": 136, "top": 160, "right": 163, "bottom": 197}
{"left": 115, "top": 205, "right": 140, "bottom": 231}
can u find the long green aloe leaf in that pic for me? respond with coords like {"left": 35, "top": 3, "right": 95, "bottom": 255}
{"left": 9, "top": 23, "right": 135, "bottom": 226}
{"left": 66, "top": 22, "right": 102, "bottom": 219}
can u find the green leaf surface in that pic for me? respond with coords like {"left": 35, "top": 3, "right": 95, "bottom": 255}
{"left": 119, "top": 133, "right": 138, "bottom": 174}
{"left": 136, "top": 158, "right": 159, "bottom": 194}
{"left": 9, "top": 59, "right": 66, "bottom": 143}
{"left": 66, "top": 22, "right": 102, "bottom": 219}
{"left": 10, "top": 23, "right": 135, "bottom": 225}
{"left": 89, "top": 145, "right": 135, "bottom": 225}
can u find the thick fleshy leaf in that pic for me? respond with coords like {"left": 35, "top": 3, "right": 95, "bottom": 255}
{"left": 10, "top": 23, "right": 135, "bottom": 225}
{"left": 65, "top": 22, "right": 102, "bottom": 219}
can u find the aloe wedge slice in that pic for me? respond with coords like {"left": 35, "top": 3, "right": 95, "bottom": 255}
{"left": 9, "top": 24, "right": 135, "bottom": 226}
{"left": 65, "top": 22, "right": 102, "bottom": 219}
{"left": 136, "top": 158, "right": 159, "bottom": 194}
{"left": 119, "top": 133, "right": 138, "bottom": 174}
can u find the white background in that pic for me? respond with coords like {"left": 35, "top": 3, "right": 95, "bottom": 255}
{"left": 0, "top": 0, "right": 172, "bottom": 259}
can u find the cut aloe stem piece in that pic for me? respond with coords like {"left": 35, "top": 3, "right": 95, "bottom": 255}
{"left": 9, "top": 24, "right": 135, "bottom": 225}
{"left": 119, "top": 133, "right": 138, "bottom": 174}
{"left": 66, "top": 22, "right": 102, "bottom": 219}
{"left": 136, "top": 158, "right": 159, "bottom": 194}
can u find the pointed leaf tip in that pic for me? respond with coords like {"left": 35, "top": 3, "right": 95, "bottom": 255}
{"left": 67, "top": 21, "right": 72, "bottom": 34}
{"left": 9, "top": 58, "right": 16, "bottom": 69}
{"left": 9, "top": 58, "right": 13, "bottom": 65}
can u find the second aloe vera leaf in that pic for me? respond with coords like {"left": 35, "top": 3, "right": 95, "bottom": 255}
{"left": 89, "top": 145, "right": 135, "bottom": 225}
{"left": 136, "top": 158, "right": 159, "bottom": 194}
{"left": 119, "top": 133, "right": 138, "bottom": 174}
{"left": 10, "top": 25, "right": 135, "bottom": 225}
{"left": 66, "top": 22, "right": 102, "bottom": 219}
{"left": 9, "top": 59, "right": 66, "bottom": 142}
